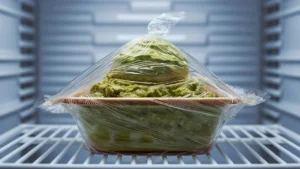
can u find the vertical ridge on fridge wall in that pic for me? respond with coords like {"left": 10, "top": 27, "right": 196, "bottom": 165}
{"left": 262, "top": 0, "right": 300, "bottom": 133}
{"left": 0, "top": 0, "right": 37, "bottom": 133}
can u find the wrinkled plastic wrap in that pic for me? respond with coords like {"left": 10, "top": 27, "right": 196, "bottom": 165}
{"left": 41, "top": 12, "right": 268, "bottom": 155}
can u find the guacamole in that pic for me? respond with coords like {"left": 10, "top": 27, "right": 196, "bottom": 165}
{"left": 90, "top": 77, "right": 216, "bottom": 97}
{"left": 77, "top": 103, "right": 221, "bottom": 153}
{"left": 76, "top": 35, "right": 222, "bottom": 153}
{"left": 108, "top": 35, "right": 189, "bottom": 83}
{"left": 89, "top": 35, "right": 216, "bottom": 98}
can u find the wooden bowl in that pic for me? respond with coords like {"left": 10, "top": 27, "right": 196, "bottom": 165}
{"left": 54, "top": 97, "right": 240, "bottom": 107}
{"left": 52, "top": 90, "right": 241, "bottom": 154}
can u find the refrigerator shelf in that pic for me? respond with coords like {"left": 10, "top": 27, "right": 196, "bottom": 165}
{"left": 0, "top": 124, "right": 300, "bottom": 169}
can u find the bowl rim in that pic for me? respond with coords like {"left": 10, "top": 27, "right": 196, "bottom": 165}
{"left": 53, "top": 96, "right": 241, "bottom": 106}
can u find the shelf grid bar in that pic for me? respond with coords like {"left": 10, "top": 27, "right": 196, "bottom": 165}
{"left": 238, "top": 127, "right": 286, "bottom": 164}
{"left": 84, "top": 153, "right": 94, "bottom": 164}
{"left": 192, "top": 155, "right": 201, "bottom": 164}
{"left": 0, "top": 126, "right": 42, "bottom": 154}
{"left": 220, "top": 132, "right": 251, "bottom": 164}
{"left": 267, "top": 127, "right": 300, "bottom": 152}
{"left": 32, "top": 128, "right": 67, "bottom": 164}
{"left": 215, "top": 144, "right": 233, "bottom": 164}
{"left": 0, "top": 127, "right": 52, "bottom": 163}
{"left": 50, "top": 133, "right": 80, "bottom": 164}
{"left": 177, "top": 155, "right": 184, "bottom": 165}
{"left": 67, "top": 143, "right": 84, "bottom": 165}
{"left": 146, "top": 155, "right": 151, "bottom": 165}
{"left": 15, "top": 128, "right": 74, "bottom": 163}
{"left": 162, "top": 155, "right": 167, "bottom": 165}
{"left": 131, "top": 155, "right": 136, "bottom": 165}
{"left": 1, "top": 124, "right": 300, "bottom": 168}
{"left": 115, "top": 154, "right": 121, "bottom": 165}
{"left": 227, "top": 127, "right": 268, "bottom": 164}
{"left": 254, "top": 127, "right": 300, "bottom": 162}
{"left": 99, "top": 154, "right": 108, "bottom": 165}
{"left": 206, "top": 153, "right": 217, "bottom": 164}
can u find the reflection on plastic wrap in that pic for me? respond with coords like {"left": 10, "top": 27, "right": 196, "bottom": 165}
{"left": 41, "top": 12, "right": 268, "bottom": 155}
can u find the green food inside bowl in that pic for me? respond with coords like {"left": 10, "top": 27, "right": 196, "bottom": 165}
{"left": 108, "top": 35, "right": 189, "bottom": 83}
{"left": 75, "top": 35, "right": 223, "bottom": 153}
{"left": 90, "top": 77, "right": 217, "bottom": 98}
{"left": 75, "top": 103, "right": 223, "bottom": 152}
{"left": 89, "top": 35, "right": 217, "bottom": 98}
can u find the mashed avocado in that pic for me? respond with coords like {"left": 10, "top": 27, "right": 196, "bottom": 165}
{"left": 78, "top": 103, "right": 221, "bottom": 152}
{"left": 90, "top": 77, "right": 216, "bottom": 97}
{"left": 89, "top": 35, "right": 216, "bottom": 98}
{"left": 107, "top": 35, "right": 189, "bottom": 83}
{"left": 78, "top": 35, "right": 220, "bottom": 153}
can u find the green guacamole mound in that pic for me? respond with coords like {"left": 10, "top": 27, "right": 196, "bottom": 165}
{"left": 89, "top": 35, "right": 217, "bottom": 98}
{"left": 79, "top": 35, "right": 221, "bottom": 153}
{"left": 90, "top": 77, "right": 216, "bottom": 98}
{"left": 109, "top": 35, "right": 189, "bottom": 83}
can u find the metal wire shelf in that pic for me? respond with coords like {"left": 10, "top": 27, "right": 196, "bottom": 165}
{"left": 0, "top": 124, "right": 300, "bottom": 169}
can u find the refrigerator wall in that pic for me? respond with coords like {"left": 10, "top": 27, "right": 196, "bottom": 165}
{"left": 0, "top": 0, "right": 37, "bottom": 134}
{"left": 262, "top": 0, "right": 300, "bottom": 133}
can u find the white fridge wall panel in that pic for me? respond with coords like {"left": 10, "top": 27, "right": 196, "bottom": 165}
{"left": 262, "top": 0, "right": 300, "bottom": 131}
{"left": 39, "top": 0, "right": 262, "bottom": 124}
{"left": 0, "top": 63, "right": 21, "bottom": 105}
{"left": 0, "top": 15, "right": 18, "bottom": 50}
{"left": 281, "top": 6, "right": 300, "bottom": 51}
{"left": 280, "top": 112, "right": 300, "bottom": 135}
{"left": 0, "top": 2, "right": 20, "bottom": 113}
{"left": 0, "top": 112, "right": 20, "bottom": 135}
{"left": 39, "top": 24, "right": 258, "bottom": 34}
{"left": 0, "top": 0, "right": 37, "bottom": 124}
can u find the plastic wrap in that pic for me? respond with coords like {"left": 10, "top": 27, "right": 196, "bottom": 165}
{"left": 41, "top": 12, "right": 268, "bottom": 154}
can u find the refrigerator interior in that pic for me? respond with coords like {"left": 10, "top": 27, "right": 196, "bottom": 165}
{"left": 0, "top": 0, "right": 300, "bottom": 168}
